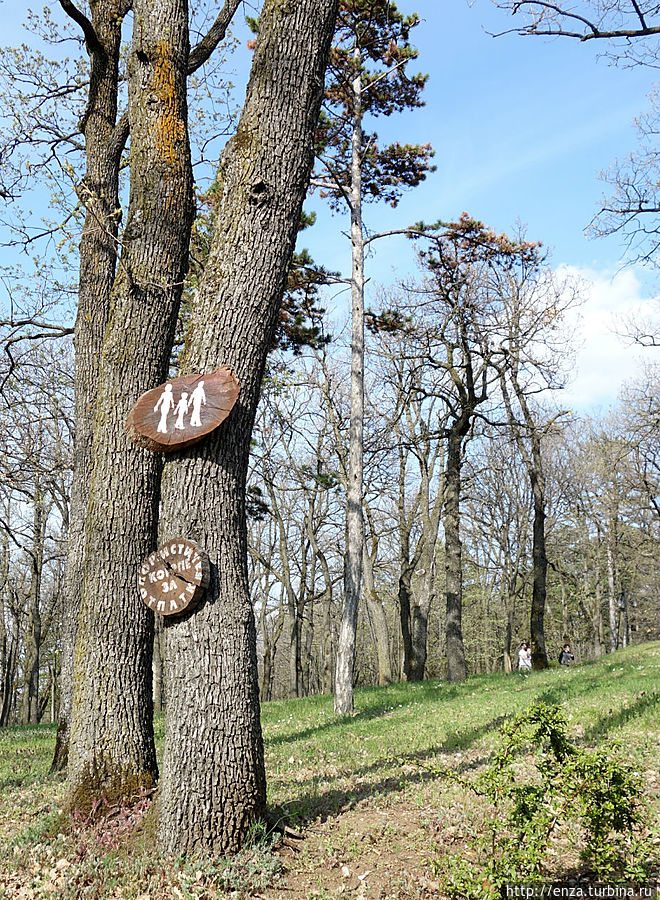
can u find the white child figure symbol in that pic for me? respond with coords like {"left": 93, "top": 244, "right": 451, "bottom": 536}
{"left": 189, "top": 380, "right": 207, "bottom": 428}
{"left": 154, "top": 383, "right": 175, "bottom": 434}
{"left": 173, "top": 391, "right": 190, "bottom": 431}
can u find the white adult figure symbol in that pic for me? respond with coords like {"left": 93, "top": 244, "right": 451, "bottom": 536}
{"left": 189, "top": 380, "right": 207, "bottom": 427}
{"left": 173, "top": 391, "right": 189, "bottom": 431}
{"left": 154, "top": 383, "right": 175, "bottom": 434}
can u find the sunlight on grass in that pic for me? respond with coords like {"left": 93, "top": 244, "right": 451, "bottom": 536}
{"left": 0, "top": 642, "right": 657, "bottom": 898}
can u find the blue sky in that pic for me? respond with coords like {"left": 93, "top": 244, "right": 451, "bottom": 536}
{"left": 303, "top": 0, "right": 655, "bottom": 274}
{"left": 2, "top": 0, "right": 657, "bottom": 411}
{"left": 296, "top": 0, "right": 659, "bottom": 412}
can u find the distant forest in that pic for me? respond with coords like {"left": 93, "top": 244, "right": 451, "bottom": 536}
{"left": 1, "top": 316, "right": 658, "bottom": 721}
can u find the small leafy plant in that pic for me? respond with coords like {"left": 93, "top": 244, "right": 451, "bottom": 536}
{"left": 430, "top": 702, "right": 654, "bottom": 899}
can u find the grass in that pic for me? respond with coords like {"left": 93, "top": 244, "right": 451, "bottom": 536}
{"left": 0, "top": 643, "right": 658, "bottom": 898}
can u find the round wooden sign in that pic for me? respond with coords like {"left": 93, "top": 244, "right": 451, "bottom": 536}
{"left": 126, "top": 367, "right": 240, "bottom": 453}
{"left": 138, "top": 538, "right": 210, "bottom": 617}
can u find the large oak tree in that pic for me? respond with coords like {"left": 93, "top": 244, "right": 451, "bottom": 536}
{"left": 156, "top": 0, "right": 339, "bottom": 853}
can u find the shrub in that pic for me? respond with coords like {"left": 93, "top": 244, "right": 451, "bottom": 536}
{"left": 429, "top": 702, "right": 653, "bottom": 899}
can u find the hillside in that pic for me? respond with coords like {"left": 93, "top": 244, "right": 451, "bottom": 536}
{"left": 1, "top": 643, "right": 658, "bottom": 899}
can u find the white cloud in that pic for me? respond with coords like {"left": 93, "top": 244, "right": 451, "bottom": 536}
{"left": 553, "top": 266, "right": 659, "bottom": 412}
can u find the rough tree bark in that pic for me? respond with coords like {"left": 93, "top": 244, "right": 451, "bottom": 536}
{"left": 529, "top": 441, "right": 549, "bottom": 669}
{"left": 67, "top": 0, "right": 194, "bottom": 809}
{"left": 21, "top": 480, "right": 46, "bottom": 725}
{"left": 362, "top": 535, "right": 393, "bottom": 685}
{"left": 445, "top": 424, "right": 469, "bottom": 682}
{"left": 51, "top": 0, "right": 127, "bottom": 774}
{"left": 156, "top": 0, "right": 338, "bottom": 854}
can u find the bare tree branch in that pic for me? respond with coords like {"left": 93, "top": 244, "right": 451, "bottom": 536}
{"left": 188, "top": 0, "right": 242, "bottom": 74}
{"left": 492, "top": 0, "right": 660, "bottom": 53}
{"left": 57, "top": 0, "right": 104, "bottom": 57}
{"left": 108, "top": 110, "right": 130, "bottom": 167}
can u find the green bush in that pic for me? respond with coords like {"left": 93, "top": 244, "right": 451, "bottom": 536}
{"left": 431, "top": 702, "right": 654, "bottom": 899}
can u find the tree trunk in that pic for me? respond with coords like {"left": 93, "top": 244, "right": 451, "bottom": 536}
{"left": 156, "top": 0, "right": 337, "bottom": 853}
{"left": 499, "top": 370, "right": 550, "bottom": 671}
{"left": 262, "top": 645, "right": 274, "bottom": 702}
{"left": 336, "top": 51, "right": 364, "bottom": 715}
{"left": 586, "top": 536, "right": 604, "bottom": 658}
{"left": 51, "top": 0, "right": 126, "bottom": 775}
{"left": 409, "top": 554, "right": 435, "bottom": 681}
{"left": 0, "top": 638, "right": 16, "bottom": 727}
{"left": 504, "top": 610, "right": 513, "bottom": 674}
{"left": 305, "top": 511, "right": 335, "bottom": 695}
{"left": 68, "top": 0, "right": 194, "bottom": 810}
{"left": 260, "top": 603, "right": 284, "bottom": 702}
{"left": 21, "top": 485, "right": 46, "bottom": 725}
{"left": 322, "top": 598, "right": 335, "bottom": 695}
{"left": 445, "top": 429, "right": 467, "bottom": 682}
{"left": 529, "top": 444, "right": 549, "bottom": 669}
{"left": 606, "top": 518, "right": 619, "bottom": 652}
{"left": 399, "top": 568, "right": 414, "bottom": 680}
{"left": 363, "top": 547, "right": 392, "bottom": 685}
{"left": 50, "top": 661, "right": 57, "bottom": 723}
{"left": 302, "top": 596, "right": 314, "bottom": 695}
{"left": 153, "top": 616, "right": 165, "bottom": 714}
{"left": 620, "top": 587, "right": 630, "bottom": 647}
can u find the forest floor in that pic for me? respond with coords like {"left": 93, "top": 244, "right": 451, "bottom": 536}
{"left": 0, "top": 643, "right": 658, "bottom": 900}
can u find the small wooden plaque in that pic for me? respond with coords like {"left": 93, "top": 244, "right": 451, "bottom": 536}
{"left": 126, "top": 367, "right": 239, "bottom": 453}
{"left": 138, "top": 538, "right": 210, "bottom": 617}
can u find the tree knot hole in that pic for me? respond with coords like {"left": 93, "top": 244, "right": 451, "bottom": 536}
{"left": 249, "top": 180, "right": 270, "bottom": 205}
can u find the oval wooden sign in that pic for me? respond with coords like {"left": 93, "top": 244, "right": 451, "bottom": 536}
{"left": 138, "top": 538, "right": 210, "bottom": 617}
{"left": 126, "top": 367, "right": 239, "bottom": 452}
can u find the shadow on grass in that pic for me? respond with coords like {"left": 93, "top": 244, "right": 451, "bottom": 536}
{"left": 264, "top": 681, "right": 469, "bottom": 748}
{"left": 533, "top": 667, "right": 621, "bottom": 707}
{"left": 0, "top": 772, "right": 60, "bottom": 791}
{"left": 271, "top": 710, "right": 513, "bottom": 827}
{"left": 583, "top": 690, "right": 660, "bottom": 743}
{"left": 270, "top": 663, "right": 660, "bottom": 830}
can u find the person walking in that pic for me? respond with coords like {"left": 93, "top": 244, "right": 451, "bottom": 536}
{"left": 518, "top": 642, "right": 532, "bottom": 674}
{"left": 558, "top": 644, "right": 574, "bottom": 666}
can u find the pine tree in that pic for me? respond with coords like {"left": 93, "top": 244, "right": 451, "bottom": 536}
{"left": 312, "top": 0, "right": 434, "bottom": 712}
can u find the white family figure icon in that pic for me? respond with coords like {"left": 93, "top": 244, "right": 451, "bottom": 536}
{"left": 154, "top": 383, "right": 174, "bottom": 433}
{"left": 153, "top": 380, "right": 207, "bottom": 434}
{"left": 189, "top": 380, "right": 206, "bottom": 427}
{"left": 173, "top": 391, "right": 189, "bottom": 430}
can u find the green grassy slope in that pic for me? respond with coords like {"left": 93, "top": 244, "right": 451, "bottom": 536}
{"left": 1, "top": 642, "right": 658, "bottom": 898}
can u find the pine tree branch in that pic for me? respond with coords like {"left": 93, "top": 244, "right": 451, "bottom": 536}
{"left": 363, "top": 226, "right": 427, "bottom": 245}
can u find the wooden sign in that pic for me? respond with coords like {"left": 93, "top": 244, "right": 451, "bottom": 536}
{"left": 126, "top": 367, "right": 239, "bottom": 452}
{"left": 138, "top": 538, "right": 210, "bottom": 617}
